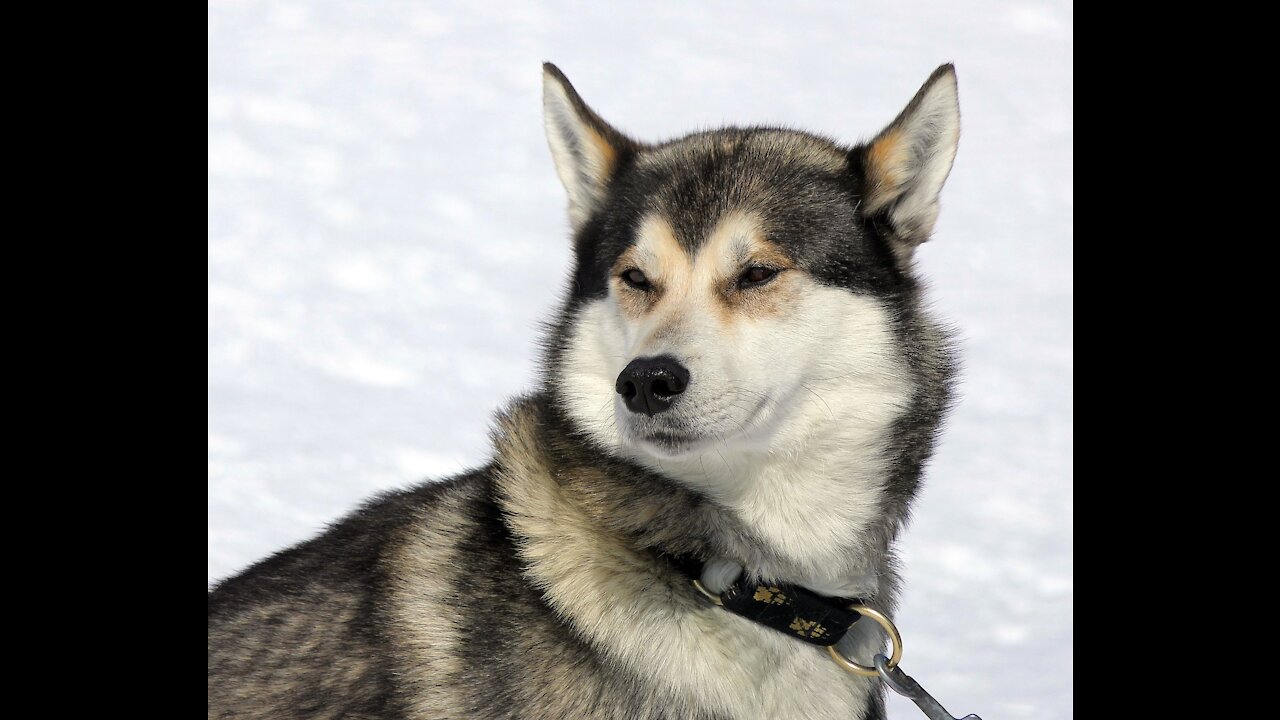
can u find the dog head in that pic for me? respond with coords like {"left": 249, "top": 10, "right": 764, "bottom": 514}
{"left": 542, "top": 64, "right": 958, "bottom": 501}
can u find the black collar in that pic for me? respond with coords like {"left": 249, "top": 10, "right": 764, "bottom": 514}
{"left": 668, "top": 554, "right": 866, "bottom": 647}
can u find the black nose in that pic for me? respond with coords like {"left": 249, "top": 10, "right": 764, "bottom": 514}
{"left": 616, "top": 355, "right": 690, "bottom": 416}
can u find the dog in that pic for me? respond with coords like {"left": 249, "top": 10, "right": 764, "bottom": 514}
{"left": 208, "top": 62, "right": 960, "bottom": 720}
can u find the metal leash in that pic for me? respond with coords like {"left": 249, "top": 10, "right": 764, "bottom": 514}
{"left": 874, "top": 653, "right": 981, "bottom": 720}
{"left": 826, "top": 604, "right": 984, "bottom": 720}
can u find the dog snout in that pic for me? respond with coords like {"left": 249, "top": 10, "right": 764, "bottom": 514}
{"left": 615, "top": 356, "right": 690, "bottom": 416}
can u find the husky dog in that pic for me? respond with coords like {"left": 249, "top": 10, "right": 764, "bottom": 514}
{"left": 208, "top": 62, "right": 960, "bottom": 720}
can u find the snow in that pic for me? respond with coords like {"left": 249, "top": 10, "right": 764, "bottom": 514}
{"left": 208, "top": 2, "right": 1072, "bottom": 717}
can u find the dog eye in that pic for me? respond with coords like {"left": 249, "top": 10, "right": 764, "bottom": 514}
{"left": 620, "top": 268, "right": 651, "bottom": 290}
{"left": 738, "top": 265, "right": 779, "bottom": 288}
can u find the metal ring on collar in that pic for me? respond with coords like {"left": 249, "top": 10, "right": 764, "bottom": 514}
{"left": 826, "top": 604, "right": 904, "bottom": 677}
{"left": 690, "top": 578, "right": 724, "bottom": 606}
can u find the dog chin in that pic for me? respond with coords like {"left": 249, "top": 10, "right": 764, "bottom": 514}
{"left": 624, "top": 430, "right": 708, "bottom": 460}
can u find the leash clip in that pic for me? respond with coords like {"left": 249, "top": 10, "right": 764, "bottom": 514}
{"left": 874, "top": 653, "right": 983, "bottom": 720}
{"left": 827, "top": 604, "right": 983, "bottom": 719}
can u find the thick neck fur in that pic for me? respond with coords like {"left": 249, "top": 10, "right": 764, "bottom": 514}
{"left": 491, "top": 397, "right": 895, "bottom": 717}
{"left": 495, "top": 389, "right": 905, "bottom": 599}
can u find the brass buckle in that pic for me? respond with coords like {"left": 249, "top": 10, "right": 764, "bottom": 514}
{"left": 826, "top": 603, "right": 904, "bottom": 677}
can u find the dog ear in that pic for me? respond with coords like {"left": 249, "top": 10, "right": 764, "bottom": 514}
{"left": 543, "top": 63, "right": 637, "bottom": 232}
{"left": 860, "top": 64, "right": 960, "bottom": 254}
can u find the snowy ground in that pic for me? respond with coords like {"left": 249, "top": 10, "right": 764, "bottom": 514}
{"left": 208, "top": 2, "right": 1072, "bottom": 717}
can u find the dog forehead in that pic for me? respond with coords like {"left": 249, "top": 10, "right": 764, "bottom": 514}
{"left": 637, "top": 129, "right": 848, "bottom": 174}
{"left": 629, "top": 129, "right": 853, "bottom": 255}
{"left": 628, "top": 211, "right": 759, "bottom": 272}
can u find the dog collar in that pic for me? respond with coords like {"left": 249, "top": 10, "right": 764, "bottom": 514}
{"left": 668, "top": 554, "right": 866, "bottom": 647}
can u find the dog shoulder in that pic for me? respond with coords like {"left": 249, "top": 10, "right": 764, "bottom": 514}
{"left": 208, "top": 471, "right": 490, "bottom": 718}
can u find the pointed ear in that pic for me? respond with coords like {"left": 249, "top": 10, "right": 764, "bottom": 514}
{"left": 542, "top": 63, "right": 637, "bottom": 232}
{"left": 860, "top": 64, "right": 960, "bottom": 252}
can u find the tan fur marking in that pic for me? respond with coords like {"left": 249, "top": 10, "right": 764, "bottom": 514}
{"left": 613, "top": 216, "right": 689, "bottom": 322}
{"left": 587, "top": 126, "right": 619, "bottom": 180}
{"left": 611, "top": 211, "right": 800, "bottom": 337}
{"left": 384, "top": 484, "right": 478, "bottom": 718}
{"left": 866, "top": 128, "right": 910, "bottom": 211}
{"left": 612, "top": 246, "right": 649, "bottom": 318}
{"left": 749, "top": 237, "right": 793, "bottom": 271}
{"left": 646, "top": 216, "right": 687, "bottom": 286}
{"left": 732, "top": 239, "right": 801, "bottom": 321}
{"left": 699, "top": 212, "right": 798, "bottom": 324}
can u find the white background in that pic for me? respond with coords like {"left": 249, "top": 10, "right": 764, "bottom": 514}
{"left": 208, "top": 2, "right": 1072, "bottom": 717}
